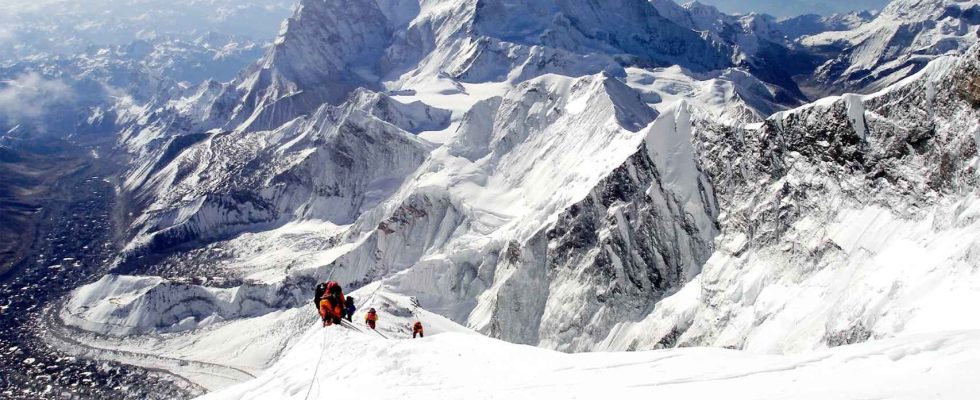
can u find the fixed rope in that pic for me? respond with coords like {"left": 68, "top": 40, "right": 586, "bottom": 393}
{"left": 359, "top": 276, "right": 391, "bottom": 339}
{"left": 302, "top": 263, "right": 341, "bottom": 400}
{"left": 362, "top": 279, "right": 383, "bottom": 310}
{"left": 302, "top": 328, "right": 328, "bottom": 400}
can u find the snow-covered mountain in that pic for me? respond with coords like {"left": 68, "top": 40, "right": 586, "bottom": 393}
{"left": 0, "top": 0, "right": 296, "bottom": 143}
{"left": 777, "top": 10, "right": 877, "bottom": 40}
{"left": 20, "top": 0, "right": 980, "bottom": 397}
{"left": 603, "top": 42, "right": 980, "bottom": 353}
{"left": 118, "top": 93, "right": 437, "bottom": 268}
{"left": 0, "top": 35, "right": 272, "bottom": 147}
{"left": 0, "top": 0, "right": 294, "bottom": 59}
{"left": 115, "top": 0, "right": 813, "bottom": 261}
{"left": 801, "top": 0, "right": 980, "bottom": 94}
{"left": 193, "top": 0, "right": 747, "bottom": 134}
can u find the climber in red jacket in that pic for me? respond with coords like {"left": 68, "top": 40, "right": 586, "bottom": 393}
{"left": 365, "top": 308, "right": 379, "bottom": 330}
{"left": 316, "top": 281, "right": 345, "bottom": 327}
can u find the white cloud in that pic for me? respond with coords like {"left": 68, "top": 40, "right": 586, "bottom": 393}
{"left": 0, "top": 27, "right": 13, "bottom": 43}
{"left": 0, "top": 72, "right": 75, "bottom": 121}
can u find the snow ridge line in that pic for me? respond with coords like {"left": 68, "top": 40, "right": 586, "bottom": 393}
{"left": 303, "top": 319, "right": 388, "bottom": 400}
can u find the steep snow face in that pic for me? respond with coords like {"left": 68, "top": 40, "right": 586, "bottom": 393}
{"left": 526, "top": 104, "right": 718, "bottom": 350}
{"left": 802, "top": 0, "right": 980, "bottom": 94}
{"left": 118, "top": 96, "right": 435, "bottom": 266}
{"left": 601, "top": 47, "right": 980, "bottom": 354}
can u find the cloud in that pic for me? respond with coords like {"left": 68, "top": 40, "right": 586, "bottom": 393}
{"left": 0, "top": 27, "right": 13, "bottom": 43}
{"left": 0, "top": 72, "right": 75, "bottom": 122}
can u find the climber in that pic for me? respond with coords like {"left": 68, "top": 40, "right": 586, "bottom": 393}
{"left": 317, "top": 281, "right": 345, "bottom": 327}
{"left": 413, "top": 321, "right": 424, "bottom": 338}
{"left": 343, "top": 295, "right": 356, "bottom": 322}
{"left": 365, "top": 308, "right": 378, "bottom": 330}
{"left": 313, "top": 282, "right": 327, "bottom": 309}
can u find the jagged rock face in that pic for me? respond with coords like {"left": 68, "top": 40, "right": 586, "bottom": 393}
{"left": 954, "top": 45, "right": 980, "bottom": 106}
{"left": 601, "top": 46, "right": 980, "bottom": 354}
{"left": 519, "top": 139, "right": 716, "bottom": 350}
{"left": 698, "top": 46, "right": 978, "bottom": 228}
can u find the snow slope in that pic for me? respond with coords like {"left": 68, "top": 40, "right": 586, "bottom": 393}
{"left": 54, "top": 279, "right": 467, "bottom": 391}
{"left": 199, "top": 322, "right": 980, "bottom": 400}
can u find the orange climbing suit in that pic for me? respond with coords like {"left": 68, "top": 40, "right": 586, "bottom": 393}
{"left": 319, "top": 284, "right": 345, "bottom": 326}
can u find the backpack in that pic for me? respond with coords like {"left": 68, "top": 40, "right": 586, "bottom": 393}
{"left": 325, "top": 281, "right": 343, "bottom": 303}
{"left": 326, "top": 281, "right": 342, "bottom": 296}
{"left": 313, "top": 282, "right": 328, "bottom": 307}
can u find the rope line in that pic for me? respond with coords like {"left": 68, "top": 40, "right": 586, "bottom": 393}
{"left": 302, "top": 329, "right": 328, "bottom": 400}
{"left": 302, "top": 266, "right": 409, "bottom": 400}
{"left": 302, "top": 263, "right": 341, "bottom": 400}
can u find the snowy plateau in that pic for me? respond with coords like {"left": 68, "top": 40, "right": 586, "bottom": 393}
{"left": 1, "top": 0, "right": 980, "bottom": 399}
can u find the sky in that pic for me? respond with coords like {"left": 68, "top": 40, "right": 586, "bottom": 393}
{"left": 685, "top": 0, "right": 892, "bottom": 17}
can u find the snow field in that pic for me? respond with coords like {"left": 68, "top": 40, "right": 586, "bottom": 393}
{"left": 199, "top": 319, "right": 980, "bottom": 400}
